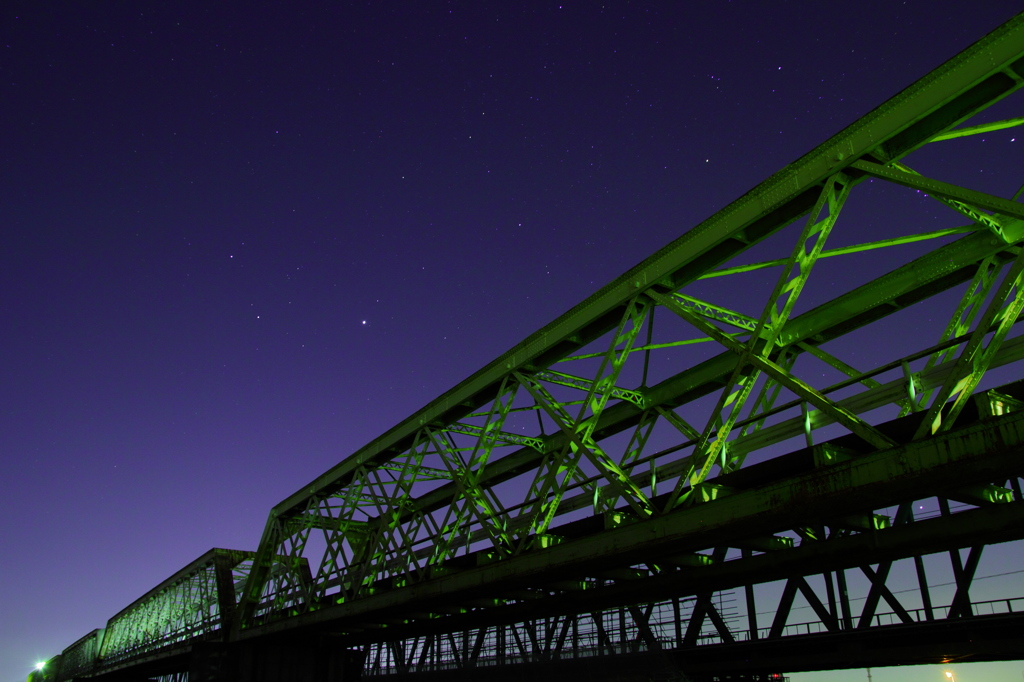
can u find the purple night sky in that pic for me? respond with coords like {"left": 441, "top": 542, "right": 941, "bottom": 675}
{"left": 3, "top": 3, "right": 1023, "bottom": 681}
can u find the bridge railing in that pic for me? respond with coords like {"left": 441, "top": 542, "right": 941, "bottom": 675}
{"left": 363, "top": 594, "right": 1023, "bottom": 676}
{"left": 363, "top": 592, "right": 734, "bottom": 674}
{"left": 760, "top": 596, "right": 1024, "bottom": 639}
{"left": 636, "top": 595, "right": 1024, "bottom": 646}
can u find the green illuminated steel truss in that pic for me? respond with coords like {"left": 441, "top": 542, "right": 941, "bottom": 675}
{"left": 68, "top": 549, "right": 255, "bottom": 671}
{"left": 39, "top": 14, "right": 1024, "bottom": 680}
{"left": 230, "top": 13, "right": 1024, "bottom": 639}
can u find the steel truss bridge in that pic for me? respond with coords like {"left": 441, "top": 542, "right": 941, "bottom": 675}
{"left": 38, "top": 13, "right": 1024, "bottom": 682}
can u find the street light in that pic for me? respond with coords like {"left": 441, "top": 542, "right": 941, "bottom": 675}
{"left": 945, "top": 672, "right": 954, "bottom": 682}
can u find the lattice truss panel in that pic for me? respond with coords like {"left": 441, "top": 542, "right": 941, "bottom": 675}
{"left": 57, "top": 629, "right": 103, "bottom": 680}
{"left": 97, "top": 550, "right": 253, "bottom": 666}
{"left": 237, "top": 16, "right": 1024, "bottom": 635}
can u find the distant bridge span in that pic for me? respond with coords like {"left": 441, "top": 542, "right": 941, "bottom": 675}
{"left": 38, "top": 13, "right": 1024, "bottom": 682}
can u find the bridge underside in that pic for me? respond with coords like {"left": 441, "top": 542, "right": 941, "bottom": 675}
{"left": 362, "top": 613, "right": 1024, "bottom": 682}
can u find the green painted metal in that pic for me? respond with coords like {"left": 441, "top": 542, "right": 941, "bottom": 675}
{"left": 901, "top": 255, "right": 1001, "bottom": 418}
{"left": 231, "top": 12, "right": 1024, "bottom": 634}
{"left": 700, "top": 225, "right": 977, "bottom": 279}
{"left": 916, "top": 250, "right": 1024, "bottom": 437}
{"left": 95, "top": 549, "right": 254, "bottom": 669}
{"left": 43, "top": 13, "right": 1024, "bottom": 680}
{"left": 931, "top": 115, "right": 1024, "bottom": 140}
{"left": 852, "top": 159, "right": 1024, "bottom": 223}
{"left": 241, "top": 406, "right": 1024, "bottom": 642}
{"left": 661, "top": 172, "right": 855, "bottom": 506}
